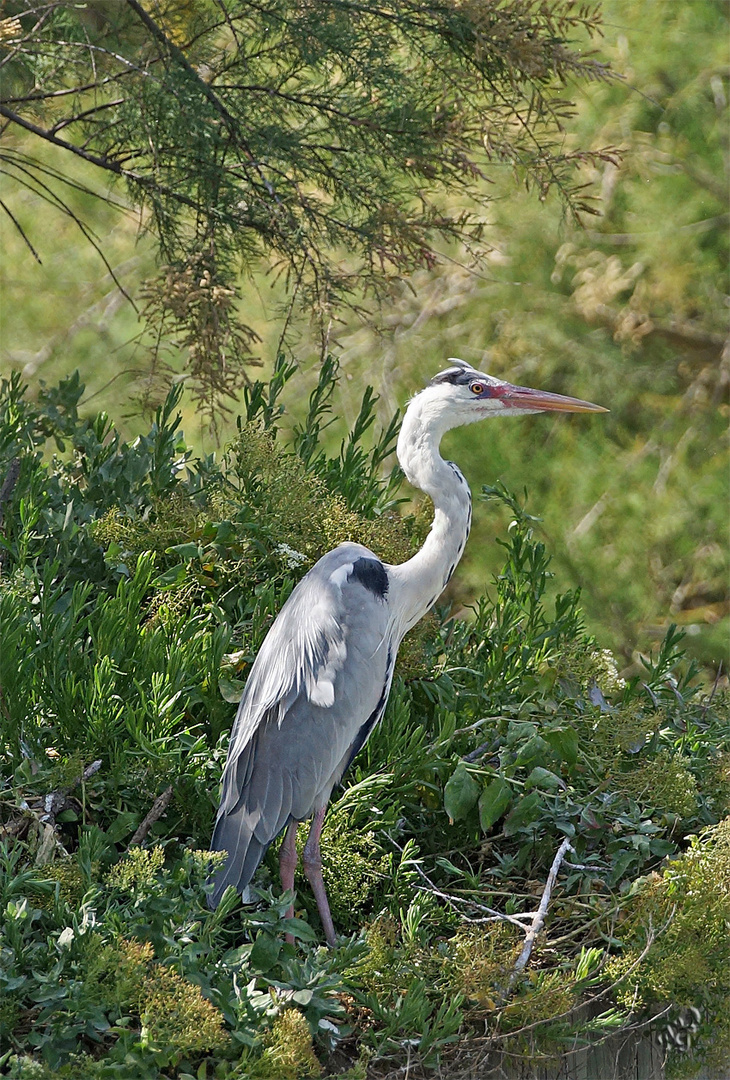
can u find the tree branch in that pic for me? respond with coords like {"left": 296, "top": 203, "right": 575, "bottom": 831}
{"left": 129, "top": 785, "right": 174, "bottom": 847}
{"left": 0, "top": 103, "right": 205, "bottom": 216}
{"left": 506, "top": 836, "right": 573, "bottom": 993}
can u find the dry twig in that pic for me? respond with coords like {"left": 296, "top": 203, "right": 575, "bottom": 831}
{"left": 506, "top": 836, "right": 573, "bottom": 993}
{"left": 129, "top": 785, "right": 174, "bottom": 847}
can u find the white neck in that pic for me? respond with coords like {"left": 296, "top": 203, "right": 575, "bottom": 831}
{"left": 387, "top": 393, "right": 472, "bottom": 637}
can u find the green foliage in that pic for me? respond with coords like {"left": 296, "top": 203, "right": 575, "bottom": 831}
{"left": 607, "top": 818, "right": 730, "bottom": 1074}
{"left": 1, "top": 366, "right": 728, "bottom": 1074}
{"left": 334, "top": 0, "right": 728, "bottom": 676}
{"left": 0, "top": 840, "right": 342, "bottom": 1076}
{"left": 256, "top": 1009, "right": 322, "bottom": 1079}
{"left": 2, "top": 0, "right": 612, "bottom": 417}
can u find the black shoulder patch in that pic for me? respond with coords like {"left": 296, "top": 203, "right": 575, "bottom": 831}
{"left": 350, "top": 556, "right": 389, "bottom": 599}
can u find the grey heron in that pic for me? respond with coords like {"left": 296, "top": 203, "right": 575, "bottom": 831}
{"left": 209, "top": 359, "right": 606, "bottom": 944}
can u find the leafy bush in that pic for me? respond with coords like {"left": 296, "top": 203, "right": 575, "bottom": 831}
{"left": 607, "top": 818, "right": 730, "bottom": 1076}
{"left": 0, "top": 365, "right": 728, "bottom": 1076}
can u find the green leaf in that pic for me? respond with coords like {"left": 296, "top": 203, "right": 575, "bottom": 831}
{"left": 478, "top": 777, "right": 512, "bottom": 832}
{"left": 650, "top": 838, "right": 675, "bottom": 858}
{"left": 166, "top": 542, "right": 202, "bottom": 560}
{"left": 515, "top": 734, "right": 550, "bottom": 768}
{"left": 249, "top": 932, "right": 281, "bottom": 972}
{"left": 218, "top": 677, "right": 245, "bottom": 703}
{"left": 444, "top": 762, "right": 481, "bottom": 823}
{"left": 281, "top": 917, "right": 318, "bottom": 942}
{"left": 503, "top": 791, "right": 542, "bottom": 836}
{"left": 153, "top": 563, "right": 187, "bottom": 588}
{"left": 106, "top": 812, "right": 139, "bottom": 843}
{"left": 544, "top": 726, "right": 579, "bottom": 766}
{"left": 525, "top": 766, "right": 563, "bottom": 791}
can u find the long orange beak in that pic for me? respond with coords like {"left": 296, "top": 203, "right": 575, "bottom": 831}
{"left": 497, "top": 383, "right": 608, "bottom": 413}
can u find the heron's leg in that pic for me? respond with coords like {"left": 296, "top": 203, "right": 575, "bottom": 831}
{"left": 279, "top": 820, "right": 299, "bottom": 944}
{"left": 302, "top": 806, "right": 336, "bottom": 948}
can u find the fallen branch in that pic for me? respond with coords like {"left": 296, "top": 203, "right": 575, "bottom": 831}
{"left": 129, "top": 785, "right": 174, "bottom": 847}
{"left": 0, "top": 759, "right": 102, "bottom": 855}
{"left": 462, "top": 739, "right": 497, "bottom": 764}
{"left": 486, "top": 916, "right": 668, "bottom": 1048}
{"left": 390, "top": 835, "right": 540, "bottom": 932}
{"left": 41, "top": 758, "right": 102, "bottom": 823}
{"left": 505, "top": 836, "right": 573, "bottom": 994}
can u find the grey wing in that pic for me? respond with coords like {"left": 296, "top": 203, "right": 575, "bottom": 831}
{"left": 209, "top": 543, "right": 394, "bottom": 907}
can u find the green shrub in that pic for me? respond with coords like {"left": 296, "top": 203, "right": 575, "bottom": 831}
{"left": 1, "top": 366, "right": 728, "bottom": 1075}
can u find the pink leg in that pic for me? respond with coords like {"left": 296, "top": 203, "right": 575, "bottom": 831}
{"left": 279, "top": 820, "right": 298, "bottom": 943}
{"left": 302, "top": 806, "right": 336, "bottom": 948}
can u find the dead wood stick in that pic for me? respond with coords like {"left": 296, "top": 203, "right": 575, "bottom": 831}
{"left": 40, "top": 759, "right": 103, "bottom": 823}
{"left": 506, "top": 836, "right": 573, "bottom": 993}
{"left": 74, "top": 759, "right": 103, "bottom": 787}
{"left": 389, "top": 835, "right": 537, "bottom": 931}
{"left": 129, "top": 785, "right": 174, "bottom": 847}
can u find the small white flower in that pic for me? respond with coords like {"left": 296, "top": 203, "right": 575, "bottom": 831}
{"left": 276, "top": 543, "right": 308, "bottom": 569}
{"left": 58, "top": 926, "right": 75, "bottom": 948}
{"left": 592, "top": 648, "right": 626, "bottom": 694}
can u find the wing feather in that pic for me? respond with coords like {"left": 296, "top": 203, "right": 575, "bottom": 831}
{"left": 209, "top": 544, "right": 393, "bottom": 907}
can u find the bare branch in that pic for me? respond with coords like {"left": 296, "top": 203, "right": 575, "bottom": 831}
{"left": 129, "top": 785, "right": 174, "bottom": 847}
{"left": 506, "top": 836, "right": 573, "bottom": 993}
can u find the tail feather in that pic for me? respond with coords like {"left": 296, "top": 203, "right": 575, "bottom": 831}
{"left": 208, "top": 811, "right": 270, "bottom": 909}
{"left": 209, "top": 711, "right": 298, "bottom": 909}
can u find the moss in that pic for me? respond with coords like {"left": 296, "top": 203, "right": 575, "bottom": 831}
{"left": 139, "top": 963, "right": 228, "bottom": 1058}
{"left": 348, "top": 913, "right": 443, "bottom": 1003}
{"left": 84, "top": 936, "right": 228, "bottom": 1062}
{"left": 446, "top": 923, "right": 522, "bottom": 1010}
{"left": 31, "top": 858, "right": 86, "bottom": 908}
{"left": 85, "top": 936, "right": 153, "bottom": 1013}
{"left": 395, "top": 612, "right": 440, "bottom": 681}
{"left": 351, "top": 915, "right": 400, "bottom": 994}
{"left": 312, "top": 808, "right": 389, "bottom": 929}
{"left": 500, "top": 969, "right": 578, "bottom": 1034}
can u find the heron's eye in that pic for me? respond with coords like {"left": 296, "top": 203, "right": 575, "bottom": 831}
{"left": 470, "top": 382, "right": 487, "bottom": 395}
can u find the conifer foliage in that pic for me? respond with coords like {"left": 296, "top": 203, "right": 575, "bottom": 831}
{"left": 0, "top": 0, "right": 613, "bottom": 413}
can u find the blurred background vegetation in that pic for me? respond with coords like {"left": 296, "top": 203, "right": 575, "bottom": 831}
{"left": 1, "top": 2, "right": 729, "bottom": 1075}
{"left": 1, "top": 0, "right": 727, "bottom": 677}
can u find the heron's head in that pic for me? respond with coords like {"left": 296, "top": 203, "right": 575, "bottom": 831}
{"left": 417, "top": 358, "right": 607, "bottom": 430}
